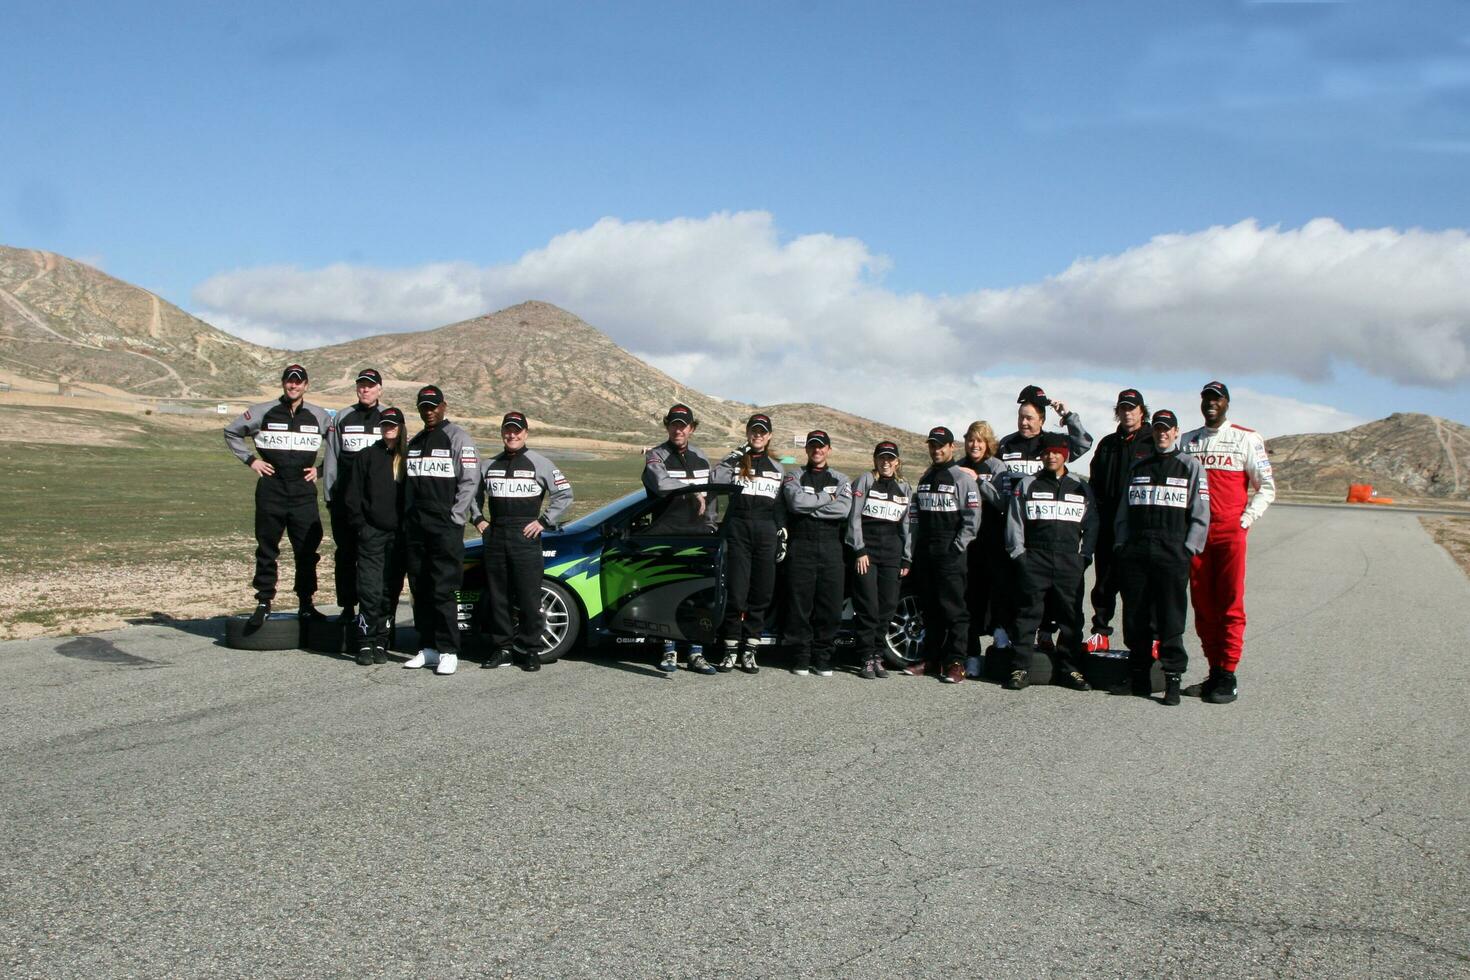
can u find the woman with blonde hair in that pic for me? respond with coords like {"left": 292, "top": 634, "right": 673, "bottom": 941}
{"left": 957, "top": 421, "right": 1008, "bottom": 677}
{"left": 845, "top": 441, "right": 912, "bottom": 678}
{"left": 712, "top": 413, "right": 785, "bottom": 673}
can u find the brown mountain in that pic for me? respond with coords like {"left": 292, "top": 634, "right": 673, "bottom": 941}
{"left": 0, "top": 245, "right": 922, "bottom": 452}
{"left": 0, "top": 245, "right": 279, "bottom": 398}
{"left": 1267, "top": 413, "right": 1470, "bottom": 500}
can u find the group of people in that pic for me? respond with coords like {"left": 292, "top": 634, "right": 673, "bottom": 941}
{"left": 225, "top": 366, "right": 1274, "bottom": 705}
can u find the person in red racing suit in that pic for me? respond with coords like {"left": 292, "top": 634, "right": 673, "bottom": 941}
{"left": 1180, "top": 381, "right": 1275, "bottom": 704}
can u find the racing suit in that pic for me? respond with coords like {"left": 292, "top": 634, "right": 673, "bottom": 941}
{"left": 342, "top": 440, "right": 404, "bottom": 654}
{"left": 224, "top": 397, "right": 333, "bottom": 605}
{"left": 322, "top": 401, "right": 383, "bottom": 613}
{"left": 712, "top": 449, "right": 785, "bottom": 652}
{"left": 780, "top": 465, "right": 853, "bottom": 672}
{"left": 913, "top": 460, "right": 982, "bottom": 669}
{"left": 1114, "top": 447, "right": 1210, "bottom": 676}
{"left": 1087, "top": 425, "right": 1154, "bottom": 637}
{"left": 643, "top": 441, "right": 713, "bottom": 533}
{"left": 957, "top": 455, "right": 1009, "bottom": 651}
{"left": 1005, "top": 468, "right": 1098, "bottom": 677}
{"left": 845, "top": 471, "right": 913, "bottom": 667}
{"left": 1181, "top": 421, "right": 1275, "bottom": 673}
{"left": 404, "top": 421, "right": 480, "bottom": 654}
{"left": 994, "top": 414, "right": 1093, "bottom": 642}
{"left": 476, "top": 447, "right": 573, "bottom": 658}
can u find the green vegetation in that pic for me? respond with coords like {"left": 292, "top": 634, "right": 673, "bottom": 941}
{"left": 0, "top": 417, "right": 646, "bottom": 573}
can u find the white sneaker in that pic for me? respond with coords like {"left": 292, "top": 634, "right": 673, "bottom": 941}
{"left": 404, "top": 648, "right": 440, "bottom": 669}
{"left": 815, "top": 669, "right": 834, "bottom": 677}
{"left": 792, "top": 668, "right": 811, "bottom": 676}
{"left": 965, "top": 655, "right": 982, "bottom": 679}
{"left": 434, "top": 653, "right": 458, "bottom": 675}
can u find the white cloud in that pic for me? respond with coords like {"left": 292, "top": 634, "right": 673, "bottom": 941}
{"left": 193, "top": 211, "right": 1467, "bottom": 437}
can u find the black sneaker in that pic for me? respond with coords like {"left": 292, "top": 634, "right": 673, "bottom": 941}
{"left": 1004, "top": 670, "right": 1029, "bottom": 691}
{"left": 738, "top": 647, "right": 759, "bottom": 674}
{"left": 873, "top": 658, "right": 889, "bottom": 679}
{"left": 298, "top": 602, "right": 326, "bottom": 621}
{"left": 356, "top": 646, "right": 374, "bottom": 666}
{"left": 1163, "top": 673, "right": 1182, "bottom": 706}
{"left": 372, "top": 645, "right": 387, "bottom": 664}
{"left": 717, "top": 642, "right": 738, "bottom": 672}
{"left": 860, "top": 658, "right": 877, "bottom": 680}
{"left": 518, "top": 648, "right": 542, "bottom": 672}
{"left": 688, "top": 653, "right": 717, "bottom": 675}
{"left": 1059, "top": 670, "right": 1091, "bottom": 691}
{"left": 247, "top": 602, "right": 270, "bottom": 629}
{"left": 1183, "top": 668, "right": 1220, "bottom": 699}
{"left": 482, "top": 649, "right": 511, "bottom": 669}
{"left": 1205, "top": 670, "right": 1238, "bottom": 704}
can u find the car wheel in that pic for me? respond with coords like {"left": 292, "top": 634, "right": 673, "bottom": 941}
{"left": 882, "top": 594, "right": 925, "bottom": 667}
{"left": 224, "top": 612, "right": 304, "bottom": 651}
{"left": 536, "top": 579, "right": 582, "bottom": 662}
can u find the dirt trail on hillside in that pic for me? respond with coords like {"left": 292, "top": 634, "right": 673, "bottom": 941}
{"left": 1432, "top": 416, "right": 1463, "bottom": 495}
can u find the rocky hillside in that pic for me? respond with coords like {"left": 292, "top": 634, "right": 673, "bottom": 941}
{"left": 0, "top": 246, "right": 278, "bottom": 398}
{"left": 1268, "top": 413, "right": 1470, "bottom": 500}
{"left": 0, "top": 245, "right": 922, "bottom": 452}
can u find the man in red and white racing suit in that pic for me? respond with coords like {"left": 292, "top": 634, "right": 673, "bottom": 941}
{"left": 1180, "top": 381, "right": 1274, "bottom": 703}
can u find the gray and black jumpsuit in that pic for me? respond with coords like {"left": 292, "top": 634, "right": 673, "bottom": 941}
{"left": 322, "top": 401, "right": 383, "bottom": 612}
{"left": 642, "top": 441, "right": 713, "bottom": 653}
{"left": 224, "top": 397, "right": 333, "bottom": 605}
{"left": 712, "top": 449, "right": 784, "bottom": 653}
{"left": 404, "top": 420, "right": 480, "bottom": 654}
{"left": 477, "top": 447, "right": 573, "bottom": 658}
{"left": 1005, "top": 469, "right": 1098, "bottom": 676}
{"left": 913, "top": 460, "right": 981, "bottom": 668}
{"left": 845, "top": 471, "right": 913, "bottom": 667}
{"left": 780, "top": 465, "right": 853, "bottom": 672}
{"left": 1114, "top": 447, "right": 1210, "bottom": 676}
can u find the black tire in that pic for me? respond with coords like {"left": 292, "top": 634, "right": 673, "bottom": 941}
{"left": 983, "top": 645, "right": 1055, "bottom": 684}
{"left": 224, "top": 613, "right": 304, "bottom": 651}
{"left": 1082, "top": 653, "right": 1165, "bottom": 693}
{"left": 535, "top": 579, "right": 582, "bottom": 662}
{"left": 881, "top": 594, "right": 925, "bottom": 668}
{"left": 304, "top": 616, "right": 349, "bottom": 655}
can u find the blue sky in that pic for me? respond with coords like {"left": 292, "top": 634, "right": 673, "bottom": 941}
{"left": 4, "top": 1, "right": 1468, "bottom": 434}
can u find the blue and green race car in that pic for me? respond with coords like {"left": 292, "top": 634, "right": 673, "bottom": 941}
{"left": 457, "top": 485, "right": 924, "bottom": 667}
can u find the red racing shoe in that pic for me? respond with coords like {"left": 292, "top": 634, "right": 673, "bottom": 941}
{"left": 1084, "top": 632, "right": 1110, "bottom": 653}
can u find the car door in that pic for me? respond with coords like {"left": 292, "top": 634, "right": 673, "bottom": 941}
{"left": 600, "top": 485, "right": 735, "bottom": 644}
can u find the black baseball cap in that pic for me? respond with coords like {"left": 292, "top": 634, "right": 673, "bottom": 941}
{"left": 874, "top": 440, "right": 900, "bottom": 459}
{"left": 1201, "top": 381, "right": 1231, "bottom": 400}
{"left": 1116, "top": 388, "right": 1144, "bottom": 409}
{"left": 926, "top": 426, "right": 954, "bottom": 445}
{"left": 805, "top": 430, "right": 831, "bottom": 448}
{"left": 356, "top": 368, "right": 383, "bottom": 386}
{"left": 379, "top": 406, "right": 405, "bottom": 428}
{"left": 1039, "top": 432, "right": 1071, "bottom": 456}
{"left": 501, "top": 411, "right": 528, "bottom": 430}
{"left": 281, "top": 364, "right": 308, "bottom": 383}
{"left": 416, "top": 385, "right": 444, "bottom": 408}
{"left": 1151, "top": 409, "right": 1180, "bottom": 430}
{"left": 1017, "top": 384, "right": 1050, "bottom": 408}
{"left": 664, "top": 404, "right": 695, "bottom": 425}
{"left": 746, "top": 413, "right": 772, "bottom": 433}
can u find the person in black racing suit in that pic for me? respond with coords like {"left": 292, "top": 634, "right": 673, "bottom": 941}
{"left": 780, "top": 430, "right": 853, "bottom": 677}
{"left": 1085, "top": 388, "right": 1154, "bottom": 654}
{"left": 642, "top": 404, "right": 717, "bottom": 675}
{"left": 342, "top": 405, "right": 406, "bottom": 666}
{"left": 907, "top": 426, "right": 982, "bottom": 684}
{"left": 223, "top": 364, "right": 333, "bottom": 626}
{"left": 711, "top": 413, "right": 784, "bottom": 674}
{"left": 322, "top": 368, "right": 385, "bottom": 628}
{"left": 846, "top": 441, "right": 913, "bottom": 680}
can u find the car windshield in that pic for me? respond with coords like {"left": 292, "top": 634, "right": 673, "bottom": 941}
{"left": 561, "top": 491, "right": 646, "bottom": 532}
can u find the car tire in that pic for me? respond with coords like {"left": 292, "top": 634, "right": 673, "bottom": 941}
{"left": 224, "top": 613, "right": 304, "bottom": 651}
{"left": 881, "top": 594, "right": 925, "bottom": 668}
{"left": 536, "top": 579, "right": 582, "bottom": 663}
{"left": 1082, "top": 653, "right": 1165, "bottom": 693}
{"left": 303, "top": 616, "right": 349, "bottom": 655}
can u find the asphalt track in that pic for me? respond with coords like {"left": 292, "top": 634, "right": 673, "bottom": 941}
{"left": 3, "top": 504, "right": 1468, "bottom": 978}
